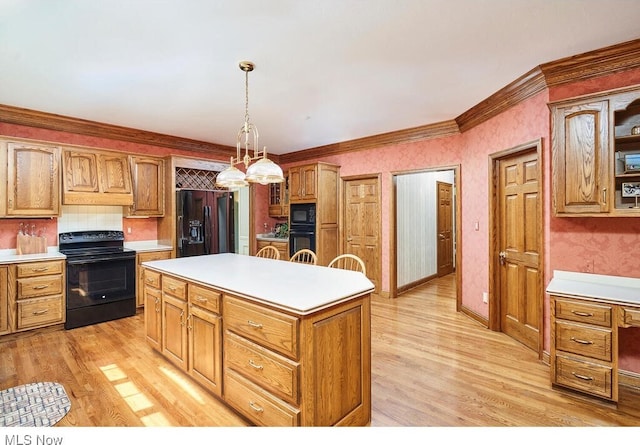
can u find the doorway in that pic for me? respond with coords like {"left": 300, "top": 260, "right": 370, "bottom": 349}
{"left": 437, "top": 181, "right": 454, "bottom": 277}
{"left": 489, "top": 139, "right": 543, "bottom": 356}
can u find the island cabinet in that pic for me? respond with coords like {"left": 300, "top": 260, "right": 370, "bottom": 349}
{"left": 141, "top": 253, "right": 373, "bottom": 426}
{"left": 550, "top": 85, "right": 640, "bottom": 216}
{"left": 143, "top": 268, "right": 162, "bottom": 350}
{"left": 136, "top": 250, "right": 172, "bottom": 307}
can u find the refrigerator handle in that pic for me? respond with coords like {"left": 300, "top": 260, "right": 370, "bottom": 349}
{"left": 203, "top": 206, "right": 212, "bottom": 255}
{"left": 177, "top": 214, "right": 184, "bottom": 256}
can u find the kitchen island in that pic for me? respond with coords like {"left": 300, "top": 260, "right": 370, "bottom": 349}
{"left": 141, "top": 253, "right": 374, "bottom": 426}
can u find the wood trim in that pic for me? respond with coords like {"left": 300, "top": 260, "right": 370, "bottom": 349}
{"left": 540, "top": 38, "right": 640, "bottom": 87}
{"left": 460, "top": 306, "right": 488, "bottom": 328}
{"left": 0, "top": 104, "right": 238, "bottom": 158}
{"left": 280, "top": 120, "right": 460, "bottom": 164}
{"left": 397, "top": 274, "right": 437, "bottom": 296}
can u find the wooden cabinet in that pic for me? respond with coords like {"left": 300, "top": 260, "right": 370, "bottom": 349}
{"left": 1, "top": 141, "right": 61, "bottom": 217}
{"left": 256, "top": 239, "right": 289, "bottom": 261}
{"left": 223, "top": 293, "right": 370, "bottom": 426}
{"left": 187, "top": 284, "right": 222, "bottom": 397}
{"left": 136, "top": 250, "right": 172, "bottom": 307}
{"left": 0, "top": 266, "right": 8, "bottom": 335}
{"left": 126, "top": 156, "right": 165, "bottom": 217}
{"left": 143, "top": 268, "right": 162, "bottom": 351}
{"left": 13, "top": 260, "right": 65, "bottom": 331}
{"left": 268, "top": 173, "right": 289, "bottom": 218}
{"left": 551, "top": 85, "right": 640, "bottom": 216}
{"left": 550, "top": 296, "right": 617, "bottom": 401}
{"left": 161, "top": 275, "right": 188, "bottom": 370}
{"left": 61, "top": 147, "right": 133, "bottom": 206}
{"left": 289, "top": 164, "right": 318, "bottom": 202}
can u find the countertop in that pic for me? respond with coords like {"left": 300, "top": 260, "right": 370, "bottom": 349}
{"left": 142, "top": 253, "right": 374, "bottom": 315}
{"left": 0, "top": 248, "right": 66, "bottom": 265}
{"left": 256, "top": 234, "right": 289, "bottom": 242}
{"left": 124, "top": 240, "right": 173, "bottom": 252}
{"left": 546, "top": 270, "right": 640, "bottom": 306}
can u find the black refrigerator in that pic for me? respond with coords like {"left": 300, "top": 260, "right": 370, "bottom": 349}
{"left": 176, "top": 190, "right": 235, "bottom": 257}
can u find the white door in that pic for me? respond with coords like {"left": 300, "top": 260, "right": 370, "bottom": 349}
{"left": 235, "top": 187, "right": 250, "bottom": 255}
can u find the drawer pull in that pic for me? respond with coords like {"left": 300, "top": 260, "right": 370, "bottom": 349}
{"left": 572, "top": 372, "right": 594, "bottom": 381}
{"left": 247, "top": 320, "right": 263, "bottom": 329}
{"left": 571, "top": 310, "right": 593, "bottom": 317}
{"left": 146, "top": 278, "right": 156, "bottom": 283}
{"left": 155, "top": 297, "right": 161, "bottom": 312}
{"left": 168, "top": 286, "right": 177, "bottom": 291}
{"left": 32, "top": 285, "right": 49, "bottom": 290}
{"left": 32, "top": 309, "right": 49, "bottom": 315}
{"left": 570, "top": 337, "right": 593, "bottom": 345}
{"left": 180, "top": 310, "right": 185, "bottom": 326}
{"left": 196, "top": 297, "right": 208, "bottom": 302}
{"left": 249, "top": 401, "right": 264, "bottom": 413}
{"left": 248, "top": 359, "right": 264, "bottom": 370}
{"left": 31, "top": 267, "right": 49, "bottom": 272}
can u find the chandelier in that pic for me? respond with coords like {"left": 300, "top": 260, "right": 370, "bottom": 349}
{"left": 215, "top": 61, "right": 284, "bottom": 188}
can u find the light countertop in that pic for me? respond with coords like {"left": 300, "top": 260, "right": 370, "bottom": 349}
{"left": 142, "top": 253, "right": 374, "bottom": 315}
{"left": 256, "top": 234, "right": 288, "bottom": 242}
{"left": 124, "top": 241, "right": 173, "bottom": 252}
{"left": 546, "top": 270, "right": 640, "bottom": 306}
{"left": 0, "top": 248, "right": 65, "bottom": 265}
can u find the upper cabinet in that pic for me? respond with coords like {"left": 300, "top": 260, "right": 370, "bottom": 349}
{"left": 268, "top": 173, "right": 289, "bottom": 218}
{"left": 62, "top": 147, "right": 133, "bottom": 206}
{"left": 125, "top": 155, "right": 165, "bottom": 217}
{"left": 1, "top": 141, "right": 61, "bottom": 217}
{"left": 551, "top": 85, "right": 640, "bottom": 217}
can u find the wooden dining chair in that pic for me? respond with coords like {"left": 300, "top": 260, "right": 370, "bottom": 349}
{"left": 255, "top": 245, "right": 281, "bottom": 260}
{"left": 327, "top": 253, "right": 366, "bottom": 275}
{"left": 289, "top": 249, "right": 318, "bottom": 265}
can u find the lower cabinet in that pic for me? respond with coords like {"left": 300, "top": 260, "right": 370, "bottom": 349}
{"left": 136, "top": 250, "right": 172, "bottom": 307}
{"left": 256, "top": 239, "right": 289, "bottom": 260}
{"left": 13, "top": 260, "right": 65, "bottom": 332}
{"left": 0, "top": 266, "right": 8, "bottom": 335}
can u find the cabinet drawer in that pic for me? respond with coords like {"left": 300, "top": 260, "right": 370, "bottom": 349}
{"left": 224, "top": 369, "right": 299, "bottom": 426}
{"left": 162, "top": 275, "right": 187, "bottom": 300}
{"left": 621, "top": 307, "right": 640, "bottom": 327}
{"left": 16, "top": 261, "right": 63, "bottom": 278}
{"left": 223, "top": 296, "right": 298, "bottom": 359}
{"left": 555, "top": 354, "right": 612, "bottom": 399}
{"left": 555, "top": 320, "right": 612, "bottom": 362}
{"left": 17, "top": 295, "right": 64, "bottom": 329}
{"left": 225, "top": 331, "right": 299, "bottom": 404}
{"left": 17, "top": 275, "right": 63, "bottom": 299}
{"left": 554, "top": 298, "right": 612, "bottom": 327}
{"left": 189, "top": 284, "right": 221, "bottom": 314}
{"left": 138, "top": 250, "right": 171, "bottom": 264}
{"left": 143, "top": 269, "right": 162, "bottom": 289}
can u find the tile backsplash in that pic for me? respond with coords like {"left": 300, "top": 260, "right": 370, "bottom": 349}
{"left": 58, "top": 205, "right": 124, "bottom": 233}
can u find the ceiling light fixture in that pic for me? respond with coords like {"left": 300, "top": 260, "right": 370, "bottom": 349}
{"left": 215, "top": 61, "right": 284, "bottom": 188}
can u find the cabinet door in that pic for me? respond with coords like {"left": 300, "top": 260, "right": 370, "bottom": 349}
{"left": 6, "top": 142, "right": 60, "bottom": 216}
{"left": 289, "top": 167, "right": 302, "bottom": 201}
{"left": 300, "top": 165, "right": 317, "bottom": 200}
{"left": 99, "top": 154, "right": 132, "bottom": 194}
{"left": 552, "top": 100, "right": 610, "bottom": 214}
{"left": 0, "top": 267, "right": 8, "bottom": 335}
{"left": 144, "top": 286, "right": 162, "bottom": 350}
{"left": 128, "top": 156, "right": 165, "bottom": 217}
{"left": 63, "top": 150, "right": 99, "bottom": 192}
{"left": 162, "top": 294, "right": 188, "bottom": 369}
{"left": 188, "top": 305, "right": 222, "bottom": 396}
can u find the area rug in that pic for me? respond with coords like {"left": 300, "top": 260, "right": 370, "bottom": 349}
{"left": 0, "top": 382, "right": 71, "bottom": 427}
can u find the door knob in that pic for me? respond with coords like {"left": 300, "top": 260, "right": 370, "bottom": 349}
{"left": 347, "top": 236, "right": 353, "bottom": 242}
{"left": 498, "top": 251, "right": 506, "bottom": 265}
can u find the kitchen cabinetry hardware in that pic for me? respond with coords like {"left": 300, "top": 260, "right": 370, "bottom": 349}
{"left": 32, "top": 267, "right": 49, "bottom": 272}
{"left": 247, "top": 320, "right": 263, "bottom": 329}
{"left": 249, "top": 360, "right": 264, "bottom": 370}
{"left": 249, "top": 401, "right": 264, "bottom": 413}
{"left": 571, "top": 310, "right": 593, "bottom": 317}
{"left": 572, "top": 372, "right": 594, "bottom": 381}
{"left": 32, "top": 285, "right": 49, "bottom": 290}
{"left": 32, "top": 309, "right": 48, "bottom": 315}
{"left": 570, "top": 337, "right": 594, "bottom": 345}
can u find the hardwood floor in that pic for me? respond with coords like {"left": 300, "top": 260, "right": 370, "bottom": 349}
{"left": 1, "top": 272, "right": 640, "bottom": 427}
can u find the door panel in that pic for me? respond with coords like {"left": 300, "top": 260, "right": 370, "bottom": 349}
{"left": 437, "top": 182, "right": 454, "bottom": 277}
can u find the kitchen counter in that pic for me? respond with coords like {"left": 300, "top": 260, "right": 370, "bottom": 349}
{"left": 0, "top": 248, "right": 65, "bottom": 265}
{"left": 143, "top": 252, "right": 373, "bottom": 315}
{"left": 256, "top": 234, "right": 288, "bottom": 242}
{"left": 546, "top": 270, "right": 640, "bottom": 306}
{"left": 124, "top": 240, "right": 173, "bottom": 252}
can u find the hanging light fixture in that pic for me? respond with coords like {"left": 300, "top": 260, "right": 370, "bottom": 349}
{"left": 216, "top": 61, "right": 284, "bottom": 188}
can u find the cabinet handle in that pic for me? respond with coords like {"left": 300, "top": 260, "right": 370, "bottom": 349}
{"left": 248, "top": 360, "right": 264, "bottom": 370}
{"left": 249, "top": 401, "right": 264, "bottom": 413}
{"left": 602, "top": 187, "right": 607, "bottom": 205}
{"left": 168, "top": 286, "right": 177, "bottom": 291}
{"left": 180, "top": 310, "right": 185, "bottom": 326}
{"left": 155, "top": 297, "right": 161, "bottom": 313}
{"left": 186, "top": 314, "right": 192, "bottom": 330}
{"left": 247, "top": 320, "right": 263, "bottom": 329}
{"left": 32, "top": 267, "right": 49, "bottom": 272}
{"left": 196, "top": 297, "right": 207, "bottom": 302}
{"left": 570, "top": 336, "right": 593, "bottom": 345}
{"left": 32, "top": 285, "right": 49, "bottom": 290}
{"left": 570, "top": 310, "right": 593, "bottom": 318}
{"left": 32, "top": 309, "right": 49, "bottom": 315}
{"left": 572, "top": 372, "right": 594, "bottom": 381}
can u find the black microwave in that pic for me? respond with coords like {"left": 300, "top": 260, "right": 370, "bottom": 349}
{"left": 290, "top": 203, "right": 316, "bottom": 225}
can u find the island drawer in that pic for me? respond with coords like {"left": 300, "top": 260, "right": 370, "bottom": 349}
{"left": 555, "top": 354, "right": 612, "bottom": 399}
{"left": 189, "top": 284, "right": 221, "bottom": 314}
{"left": 224, "top": 369, "right": 300, "bottom": 427}
{"left": 143, "top": 269, "right": 162, "bottom": 289}
{"left": 17, "top": 275, "right": 64, "bottom": 299}
{"left": 554, "top": 298, "right": 612, "bottom": 327}
{"left": 17, "top": 295, "right": 64, "bottom": 330}
{"left": 223, "top": 295, "right": 299, "bottom": 359}
{"left": 621, "top": 307, "right": 640, "bottom": 327}
{"left": 162, "top": 275, "right": 187, "bottom": 301}
{"left": 555, "top": 320, "right": 612, "bottom": 362}
{"left": 225, "top": 331, "right": 299, "bottom": 404}
{"left": 16, "top": 260, "right": 64, "bottom": 278}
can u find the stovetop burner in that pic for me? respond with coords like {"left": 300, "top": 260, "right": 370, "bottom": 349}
{"left": 59, "top": 230, "right": 134, "bottom": 258}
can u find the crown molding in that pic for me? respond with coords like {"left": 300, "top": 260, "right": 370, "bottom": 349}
{"left": 2, "top": 39, "right": 640, "bottom": 161}
{"left": 0, "top": 104, "right": 236, "bottom": 158}
{"left": 279, "top": 120, "right": 460, "bottom": 164}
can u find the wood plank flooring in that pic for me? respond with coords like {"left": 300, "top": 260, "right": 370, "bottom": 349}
{"left": 1, "top": 272, "right": 640, "bottom": 427}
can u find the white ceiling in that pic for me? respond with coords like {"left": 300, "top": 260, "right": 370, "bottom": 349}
{"left": 2, "top": 0, "right": 640, "bottom": 155}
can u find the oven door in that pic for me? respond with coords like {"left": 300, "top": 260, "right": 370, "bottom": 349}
{"left": 289, "top": 229, "right": 316, "bottom": 257}
{"left": 66, "top": 254, "right": 136, "bottom": 310}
